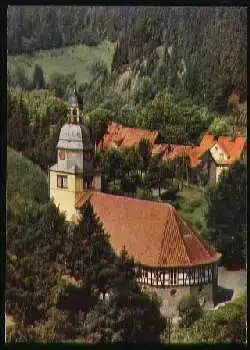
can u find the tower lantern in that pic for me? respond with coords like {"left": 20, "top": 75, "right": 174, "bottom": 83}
{"left": 67, "top": 90, "right": 82, "bottom": 124}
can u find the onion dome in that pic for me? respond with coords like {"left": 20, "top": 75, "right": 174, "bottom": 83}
{"left": 57, "top": 123, "right": 93, "bottom": 151}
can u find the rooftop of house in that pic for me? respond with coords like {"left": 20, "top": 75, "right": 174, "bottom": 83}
{"left": 152, "top": 143, "right": 169, "bottom": 155}
{"left": 98, "top": 121, "right": 246, "bottom": 167}
{"left": 162, "top": 145, "right": 195, "bottom": 163}
{"left": 163, "top": 133, "right": 246, "bottom": 167}
{"left": 98, "top": 121, "right": 159, "bottom": 149}
{"left": 75, "top": 191, "right": 221, "bottom": 268}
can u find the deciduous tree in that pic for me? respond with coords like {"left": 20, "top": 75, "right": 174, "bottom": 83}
{"left": 87, "top": 108, "right": 112, "bottom": 145}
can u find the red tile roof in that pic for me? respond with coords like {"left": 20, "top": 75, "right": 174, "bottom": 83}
{"left": 75, "top": 191, "right": 221, "bottom": 268}
{"left": 98, "top": 122, "right": 159, "bottom": 149}
{"left": 214, "top": 135, "right": 246, "bottom": 162}
{"left": 162, "top": 134, "right": 246, "bottom": 168}
{"left": 152, "top": 143, "right": 169, "bottom": 155}
{"left": 163, "top": 145, "right": 194, "bottom": 163}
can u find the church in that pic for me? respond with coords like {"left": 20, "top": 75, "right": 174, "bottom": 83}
{"left": 49, "top": 94, "right": 221, "bottom": 316}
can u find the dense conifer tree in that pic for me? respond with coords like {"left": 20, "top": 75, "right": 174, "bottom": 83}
{"left": 67, "top": 201, "right": 116, "bottom": 297}
{"left": 205, "top": 161, "right": 247, "bottom": 267}
{"left": 32, "top": 64, "right": 45, "bottom": 89}
{"left": 6, "top": 201, "right": 68, "bottom": 325}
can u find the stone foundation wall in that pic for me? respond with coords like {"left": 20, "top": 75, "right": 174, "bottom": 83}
{"left": 190, "top": 282, "right": 215, "bottom": 308}
{"left": 142, "top": 282, "right": 216, "bottom": 317}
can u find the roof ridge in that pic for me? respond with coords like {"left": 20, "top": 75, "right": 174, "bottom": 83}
{"left": 94, "top": 191, "right": 170, "bottom": 206}
{"left": 75, "top": 190, "right": 94, "bottom": 208}
{"left": 158, "top": 208, "right": 172, "bottom": 266}
{"left": 158, "top": 205, "right": 191, "bottom": 266}
{"left": 175, "top": 212, "right": 192, "bottom": 265}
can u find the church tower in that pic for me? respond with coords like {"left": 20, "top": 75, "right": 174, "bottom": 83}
{"left": 49, "top": 91, "right": 101, "bottom": 221}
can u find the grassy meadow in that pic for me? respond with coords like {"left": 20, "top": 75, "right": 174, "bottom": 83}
{"left": 176, "top": 185, "right": 207, "bottom": 233}
{"left": 8, "top": 40, "right": 116, "bottom": 85}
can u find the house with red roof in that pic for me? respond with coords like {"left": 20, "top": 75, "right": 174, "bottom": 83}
{"left": 163, "top": 133, "right": 246, "bottom": 183}
{"left": 98, "top": 121, "right": 160, "bottom": 150}
{"left": 99, "top": 122, "right": 246, "bottom": 184}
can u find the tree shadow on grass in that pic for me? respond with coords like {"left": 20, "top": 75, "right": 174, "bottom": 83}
{"left": 215, "top": 285, "right": 234, "bottom": 305}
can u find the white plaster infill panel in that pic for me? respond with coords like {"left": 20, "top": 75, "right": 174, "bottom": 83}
{"left": 210, "top": 142, "right": 228, "bottom": 163}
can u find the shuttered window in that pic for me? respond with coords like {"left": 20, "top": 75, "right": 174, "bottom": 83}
{"left": 57, "top": 175, "right": 68, "bottom": 189}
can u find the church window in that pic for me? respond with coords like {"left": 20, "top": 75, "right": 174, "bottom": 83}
{"left": 57, "top": 175, "right": 68, "bottom": 189}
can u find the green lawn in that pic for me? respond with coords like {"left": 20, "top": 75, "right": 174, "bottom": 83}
{"left": 8, "top": 40, "right": 116, "bottom": 85}
{"left": 176, "top": 185, "right": 207, "bottom": 233}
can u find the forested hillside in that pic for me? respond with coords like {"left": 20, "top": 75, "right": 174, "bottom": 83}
{"left": 7, "top": 6, "right": 128, "bottom": 54}
{"left": 7, "top": 6, "right": 247, "bottom": 173}
{"left": 8, "top": 6, "right": 247, "bottom": 115}
{"left": 111, "top": 7, "right": 247, "bottom": 113}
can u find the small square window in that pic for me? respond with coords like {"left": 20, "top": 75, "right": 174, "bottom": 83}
{"left": 57, "top": 175, "right": 68, "bottom": 189}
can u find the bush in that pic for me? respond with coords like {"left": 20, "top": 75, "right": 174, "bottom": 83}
{"left": 190, "top": 295, "right": 246, "bottom": 343}
{"left": 167, "top": 200, "right": 179, "bottom": 209}
{"left": 6, "top": 324, "right": 36, "bottom": 343}
{"left": 194, "top": 219, "right": 203, "bottom": 231}
{"left": 208, "top": 116, "right": 234, "bottom": 137}
{"left": 178, "top": 295, "right": 202, "bottom": 328}
{"left": 180, "top": 200, "right": 195, "bottom": 214}
{"left": 190, "top": 198, "right": 203, "bottom": 209}
{"left": 160, "top": 191, "right": 177, "bottom": 202}
{"left": 121, "top": 174, "right": 141, "bottom": 195}
{"left": 136, "top": 188, "right": 154, "bottom": 200}
{"left": 160, "top": 184, "right": 179, "bottom": 201}
{"left": 108, "top": 183, "right": 123, "bottom": 195}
